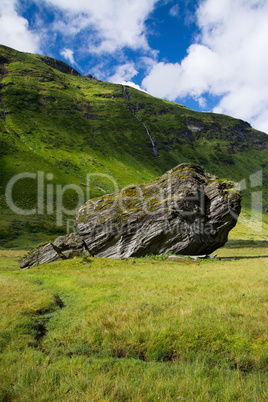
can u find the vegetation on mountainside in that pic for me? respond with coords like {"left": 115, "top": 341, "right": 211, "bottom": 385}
{"left": 0, "top": 45, "right": 267, "bottom": 247}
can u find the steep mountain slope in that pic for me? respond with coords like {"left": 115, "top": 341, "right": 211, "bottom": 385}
{"left": 0, "top": 45, "right": 267, "bottom": 247}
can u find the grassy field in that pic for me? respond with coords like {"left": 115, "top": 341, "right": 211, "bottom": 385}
{"left": 0, "top": 247, "right": 267, "bottom": 401}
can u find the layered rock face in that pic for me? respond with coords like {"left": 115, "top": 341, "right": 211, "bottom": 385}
{"left": 76, "top": 163, "right": 241, "bottom": 258}
{"left": 19, "top": 233, "right": 87, "bottom": 269}
{"left": 20, "top": 164, "right": 241, "bottom": 268}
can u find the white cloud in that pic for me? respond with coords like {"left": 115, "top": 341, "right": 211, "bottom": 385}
{"left": 251, "top": 109, "right": 268, "bottom": 134}
{"left": 142, "top": 45, "right": 221, "bottom": 99}
{"left": 142, "top": 0, "right": 268, "bottom": 133}
{"left": 197, "top": 96, "right": 207, "bottom": 108}
{"left": 138, "top": 56, "right": 158, "bottom": 72}
{"left": 108, "top": 63, "right": 138, "bottom": 84}
{"left": 121, "top": 81, "right": 147, "bottom": 92}
{"left": 169, "top": 4, "right": 180, "bottom": 17}
{"left": 42, "top": 0, "right": 159, "bottom": 54}
{"left": 60, "top": 48, "right": 75, "bottom": 65}
{"left": 0, "top": 0, "right": 40, "bottom": 53}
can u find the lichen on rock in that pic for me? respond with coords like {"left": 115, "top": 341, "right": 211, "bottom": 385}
{"left": 20, "top": 163, "right": 241, "bottom": 268}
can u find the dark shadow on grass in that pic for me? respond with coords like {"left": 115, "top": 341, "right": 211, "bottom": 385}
{"left": 219, "top": 255, "right": 268, "bottom": 261}
{"left": 224, "top": 240, "right": 268, "bottom": 248}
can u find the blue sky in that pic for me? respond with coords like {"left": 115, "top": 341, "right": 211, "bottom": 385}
{"left": 0, "top": 0, "right": 268, "bottom": 134}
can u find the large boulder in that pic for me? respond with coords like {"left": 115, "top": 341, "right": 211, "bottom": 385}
{"left": 76, "top": 163, "right": 241, "bottom": 258}
{"left": 20, "top": 163, "right": 241, "bottom": 268}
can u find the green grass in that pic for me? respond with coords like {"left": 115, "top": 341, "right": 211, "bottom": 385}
{"left": 0, "top": 45, "right": 267, "bottom": 247}
{"left": 0, "top": 248, "right": 267, "bottom": 400}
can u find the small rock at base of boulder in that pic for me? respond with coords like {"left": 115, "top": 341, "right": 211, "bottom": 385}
{"left": 19, "top": 233, "right": 90, "bottom": 269}
{"left": 167, "top": 254, "right": 217, "bottom": 262}
{"left": 20, "top": 243, "right": 60, "bottom": 269}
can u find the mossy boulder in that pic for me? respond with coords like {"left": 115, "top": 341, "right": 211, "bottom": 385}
{"left": 76, "top": 163, "right": 241, "bottom": 258}
{"left": 20, "top": 163, "right": 241, "bottom": 268}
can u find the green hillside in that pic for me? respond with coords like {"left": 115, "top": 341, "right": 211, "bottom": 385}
{"left": 0, "top": 45, "right": 267, "bottom": 248}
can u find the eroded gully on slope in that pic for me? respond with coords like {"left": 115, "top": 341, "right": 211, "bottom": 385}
{"left": 122, "top": 86, "right": 159, "bottom": 157}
